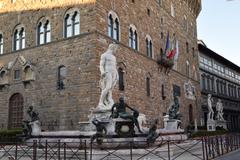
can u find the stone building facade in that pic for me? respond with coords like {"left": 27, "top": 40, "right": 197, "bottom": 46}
{"left": 198, "top": 42, "right": 240, "bottom": 131}
{"left": 0, "top": 0, "right": 201, "bottom": 130}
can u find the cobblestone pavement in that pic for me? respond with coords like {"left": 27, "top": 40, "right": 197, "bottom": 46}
{"left": 215, "top": 149, "right": 240, "bottom": 160}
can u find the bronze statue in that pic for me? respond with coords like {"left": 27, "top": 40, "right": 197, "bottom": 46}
{"left": 22, "top": 106, "right": 39, "bottom": 137}
{"left": 147, "top": 119, "right": 159, "bottom": 144}
{"left": 111, "top": 97, "right": 142, "bottom": 133}
{"left": 168, "top": 96, "right": 181, "bottom": 120}
{"left": 91, "top": 118, "right": 107, "bottom": 144}
{"left": 27, "top": 106, "right": 39, "bottom": 122}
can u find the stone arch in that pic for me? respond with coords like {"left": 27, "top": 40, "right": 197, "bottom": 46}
{"left": 36, "top": 16, "right": 51, "bottom": 45}
{"left": 146, "top": 72, "right": 152, "bottom": 97}
{"left": 12, "top": 24, "right": 25, "bottom": 51}
{"left": 63, "top": 8, "right": 80, "bottom": 38}
{"left": 145, "top": 34, "right": 154, "bottom": 58}
{"left": 23, "top": 64, "right": 35, "bottom": 81}
{"left": 108, "top": 10, "right": 120, "bottom": 22}
{"left": 0, "top": 68, "right": 8, "bottom": 85}
{"left": 108, "top": 10, "right": 121, "bottom": 41}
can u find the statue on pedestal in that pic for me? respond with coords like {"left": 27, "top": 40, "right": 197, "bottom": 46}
{"left": 207, "top": 94, "right": 214, "bottom": 121}
{"left": 111, "top": 97, "right": 142, "bottom": 133}
{"left": 97, "top": 44, "right": 119, "bottom": 110}
{"left": 22, "top": 106, "right": 41, "bottom": 137}
{"left": 216, "top": 99, "right": 224, "bottom": 121}
{"left": 147, "top": 119, "right": 159, "bottom": 144}
{"left": 168, "top": 96, "right": 181, "bottom": 120}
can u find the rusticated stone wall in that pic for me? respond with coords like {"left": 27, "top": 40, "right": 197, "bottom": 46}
{"left": 0, "top": 0, "right": 201, "bottom": 130}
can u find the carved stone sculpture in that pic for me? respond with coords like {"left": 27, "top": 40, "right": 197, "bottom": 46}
{"left": 137, "top": 113, "right": 147, "bottom": 132}
{"left": 97, "top": 43, "right": 119, "bottom": 110}
{"left": 216, "top": 99, "right": 224, "bottom": 121}
{"left": 207, "top": 94, "right": 214, "bottom": 121}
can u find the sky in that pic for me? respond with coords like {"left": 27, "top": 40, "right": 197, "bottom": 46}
{"left": 197, "top": 0, "right": 240, "bottom": 67}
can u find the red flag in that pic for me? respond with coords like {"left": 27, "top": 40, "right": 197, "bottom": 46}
{"left": 166, "top": 35, "right": 177, "bottom": 59}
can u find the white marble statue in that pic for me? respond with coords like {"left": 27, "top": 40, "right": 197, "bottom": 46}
{"left": 29, "top": 120, "right": 41, "bottom": 136}
{"left": 137, "top": 113, "right": 147, "bottom": 132}
{"left": 216, "top": 99, "right": 224, "bottom": 121}
{"left": 207, "top": 94, "right": 214, "bottom": 121}
{"left": 97, "top": 43, "right": 119, "bottom": 110}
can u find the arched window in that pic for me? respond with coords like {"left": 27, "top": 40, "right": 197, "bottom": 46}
{"left": 171, "top": 3, "right": 175, "bottom": 17}
{"left": 189, "top": 105, "right": 193, "bottom": 124}
{"left": 129, "top": 25, "right": 138, "bottom": 50}
{"left": 192, "top": 47, "right": 195, "bottom": 57}
{"left": 0, "top": 34, "right": 3, "bottom": 54}
{"left": 192, "top": 65, "right": 197, "bottom": 80}
{"left": 183, "top": 15, "right": 188, "bottom": 31}
{"left": 118, "top": 68, "right": 124, "bottom": 91}
{"left": 0, "top": 70, "right": 8, "bottom": 85}
{"left": 8, "top": 93, "right": 24, "bottom": 129}
{"left": 146, "top": 77, "right": 150, "bottom": 97}
{"left": 108, "top": 11, "right": 120, "bottom": 41}
{"left": 160, "top": 48, "right": 163, "bottom": 56}
{"left": 160, "top": 32, "right": 164, "bottom": 39}
{"left": 146, "top": 36, "right": 153, "bottom": 58}
{"left": 13, "top": 26, "right": 25, "bottom": 51}
{"left": 24, "top": 65, "right": 35, "bottom": 81}
{"left": 108, "top": 14, "right": 113, "bottom": 38}
{"left": 201, "top": 74, "right": 206, "bottom": 90}
{"left": 186, "top": 42, "right": 189, "bottom": 53}
{"left": 57, "top": 66, "right": 67, "bottom": 90}
{"left": 114, "top": 18, "right": 119, "bottom": 40}
{"left": 37, "top": 19, "right": 51, "bottom": 45}
{"left": 186, "top": 61, "right": 190, "bottom": 77}
{"left": 64, "top": 10, "right": 80, "bottom": 38}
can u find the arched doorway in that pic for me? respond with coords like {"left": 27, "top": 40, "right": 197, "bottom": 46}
{"left": 8, "top": 93, "right": 24, "bottom": 129}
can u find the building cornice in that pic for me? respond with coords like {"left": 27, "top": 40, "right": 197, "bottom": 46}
{"left": 186, "top": 0, "right": 202, "bottom": 17}
{"left": 198, "top": 43, "right": 240, "bottom": 72}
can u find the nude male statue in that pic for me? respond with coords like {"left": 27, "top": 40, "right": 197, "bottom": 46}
{"left": 216, "top": 99, "right": 224, "bottom": 121}
{"left": 207, "top": 94, "right": 214, "bottom": 120}
{"left": 97, "top": 44, "right": 119, "bottom": 110}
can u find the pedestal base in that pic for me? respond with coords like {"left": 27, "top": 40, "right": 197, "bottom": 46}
{"left": 165, "top": 119, "right": 182, "bottom": 130}
{"left": 216, "top": 120, "right": 227, "bottom": 130}
{"left": 207, "top": 120, "right": 216, "bottom": 131}
{"left": 160, "top": 119, "right": 184, "bottom": 134}
{"left": 30, "top": 120, "right": 41, "bottom": 136}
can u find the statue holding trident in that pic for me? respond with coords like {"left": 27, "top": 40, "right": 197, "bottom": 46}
{"left": 97, "top": 43, "right": 119, "bottom": 110}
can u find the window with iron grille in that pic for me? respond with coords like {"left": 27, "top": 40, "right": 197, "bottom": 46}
{"left": 118, "top": 68, "right": 125, "bottom": 91}
{"left": 173, "top": 84, "right": 181, "bottom": 97}
{"left": 57, "top": 66, "right": 66, "bottom": 90}
{"left": 146, "top": 77, "right": 151, "bottom": 97}
{"left": 0, "top": 34, "right": 3, "bottom": 54}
